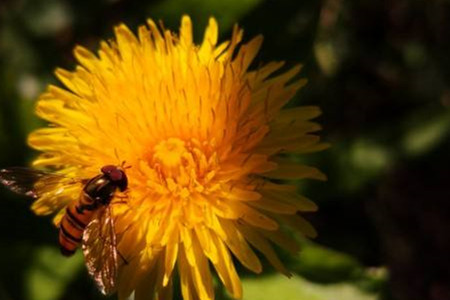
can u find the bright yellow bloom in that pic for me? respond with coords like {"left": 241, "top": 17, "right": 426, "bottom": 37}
{"left": 28, "top": 15, "right": 327, "bottom": 300}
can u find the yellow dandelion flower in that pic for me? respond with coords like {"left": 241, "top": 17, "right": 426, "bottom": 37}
{"left": 27, "top": 15, "right": 327, "bottom": 300}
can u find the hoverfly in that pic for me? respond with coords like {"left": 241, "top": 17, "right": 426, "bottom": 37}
{"left": 0, "top": 165, "right": 129, "bottom": 295}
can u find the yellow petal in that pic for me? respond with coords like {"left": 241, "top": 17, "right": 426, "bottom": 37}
{"left": 237, "top": 223, "right": 291, "bottom": 277}
{"left": 265, "top": 162, "right": 327, "bottom": 181}
{"left": 235, "top": 35, "right": 263, "bottom": 72}
{"left": 209, "top": 234, "right": 242, "bottom": 298}
{"left": 280, "top": 214, "right": 318, "bottom": 238}
{"left": 118, "top": 250, "right": 158, "bottom": 300}
{"left": 178, "top": 245, "right": 198, "bottom": 300}
{"left": 260, "top": 189, "right": 318, "bottom": 212}
{"left": 275, "top": 106, "right": 322, "bottom": 122}
{"left": 248, "top": 197, "right": 298, "bottom": 215}
{"left": 74, "top": 45, "right": 99, "bottom": 72}
{"left": 162, "top": 238, "right": 179, "bottom": 286}
{"left": 230, "top": 202, "right": 279, "bottom": 231}
{"left": 218, "top": 218, "right": 262, "bottom": 273}
{"left": 199, "top": 17, "right": 219, "bottom": 61}
{"left": 185, "top": 237, "right": 214, "bottom": 300}
{"left": 180, "top": 15, "right": 193, "bottom": 48}
{"left": 260, "top": 229, "right": 301, "bottom": 255}
{"left": 194, "top": 225, "right": 219, "bottom": 264}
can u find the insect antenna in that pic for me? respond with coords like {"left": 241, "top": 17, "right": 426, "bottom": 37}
{"left": 120, "top": 160, "right": 132, "bottom": 170}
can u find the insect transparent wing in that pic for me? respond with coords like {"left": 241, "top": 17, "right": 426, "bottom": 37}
{"left": 82, "top": 206, "right": 119, "bottom": 295}
{"left": 0, "top": 167, "right": 72, "bottom": 198}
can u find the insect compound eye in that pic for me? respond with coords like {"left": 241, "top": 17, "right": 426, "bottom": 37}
{"left": 115, "top": 170, "right": 128, "bottom": 191}
{"left": 101, "top": 165, "right": 117, "bottom": 174}
{"left": 100, "top": 165, "right": 127, "bottom": 191}
{"left": 109, "top": 169, "right": 123, "bottom": 181}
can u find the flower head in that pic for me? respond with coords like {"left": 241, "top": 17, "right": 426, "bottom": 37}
{"left": 28, "top": 15, "right": 327, "bottom": 300}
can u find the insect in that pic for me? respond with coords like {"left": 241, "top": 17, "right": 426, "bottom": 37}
{"left": 0, "top": 165, "right": 129, "bottom": 294}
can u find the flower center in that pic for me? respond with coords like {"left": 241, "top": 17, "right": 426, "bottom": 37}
{"left": 153, "top": 138, "right": 187, "bottom": 171}
{"left": 150, "top": 138, "right": 219, "bottom": 199}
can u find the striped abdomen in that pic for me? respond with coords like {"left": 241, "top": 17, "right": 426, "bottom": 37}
{"left": 58, "top": 168, "right": 127, "bottom": 256}
{"left": 59, "top": 193, "right": 97, "bottom": 256}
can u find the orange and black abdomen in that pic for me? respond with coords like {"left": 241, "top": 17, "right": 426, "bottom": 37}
{"left": 59, "top": 194, "right": 96, "bottom": 256}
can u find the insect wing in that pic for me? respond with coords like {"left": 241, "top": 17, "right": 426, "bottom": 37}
{"left": 82, "top": 206, "right": 119, "bottom": 295}
{"left": 0, "top": 167, "right": 73, "bottom": 198}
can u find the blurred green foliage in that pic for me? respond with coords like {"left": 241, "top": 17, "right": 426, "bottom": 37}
{"left": 1, "top": 0, "right": 449, "bottom": 300}
{"left": 242, "top": 274, "right": 377, "bottom": 300}
{"left": 26, "top": 247, "right": 83, "bottom": 300}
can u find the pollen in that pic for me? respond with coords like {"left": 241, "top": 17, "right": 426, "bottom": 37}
{"left": 149, "top": 137, "right": 217, "bottom": 200}
{"left": 27, "top": 15, "right": 328, "bottom": 300}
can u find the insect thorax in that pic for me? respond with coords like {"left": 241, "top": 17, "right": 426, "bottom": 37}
{"left": 83, "top": 175, "right": 117, "bottom": 206}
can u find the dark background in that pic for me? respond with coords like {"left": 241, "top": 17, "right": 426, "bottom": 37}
{"left": 0, "top": 0, "right": 449, "bottom": 299}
